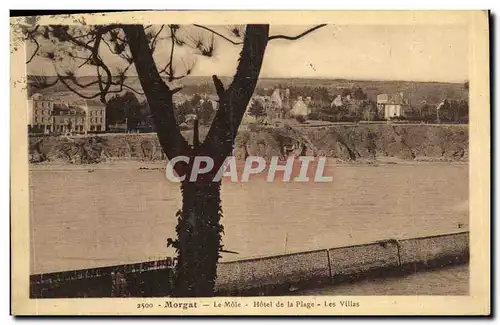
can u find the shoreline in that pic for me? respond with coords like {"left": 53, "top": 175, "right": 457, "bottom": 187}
{"left": 29, "top": 158, "right": 468, "bottom": 172}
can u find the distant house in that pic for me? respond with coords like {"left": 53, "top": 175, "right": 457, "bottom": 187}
{"left": 28, "top": 94, "right": 106, "bottom": 134}
{"left": 267, "top": 88, "right": 291, "bottom": 120}
{"left": 331, "top": 95, "right": 343, "bottom": 108}
{"left": 377, "top": 92, "right": 410, "bottom": 119}
{"left": 27, "top": 93, "right": 55, "bottom": 134}
{"left": 53, "top": 103, "right": 86, "bottom": 134}
{"left": 270, "top": 88, "right": 283, "bottom": 109}
{"left": 79, "top": 100, "right": 106, "bottom": 132}
{"left": 245, "top": 88, "right": 291, "bottom": 123}
{"left": 290, "top": 96, "right": 312, "bottom": 118}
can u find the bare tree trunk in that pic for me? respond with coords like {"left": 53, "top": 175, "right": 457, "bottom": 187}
{"left": 124, "top": 24, "right": 269, "bottom": 297}
{"left": 31, "top": 22, "right": 322, "bottom": 297}
{"left": 174, "top": 25, "right": 269, "bottom": 296}
{"left": 123, "top": 25, "right": 189, "bottom": 159}
{"left": 174, "top": 178, "right": 223, "bottom": 296}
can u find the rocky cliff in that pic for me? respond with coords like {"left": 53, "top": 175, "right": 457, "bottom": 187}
{"left": 29, "top": 124, "right": 468, "bottom": 165}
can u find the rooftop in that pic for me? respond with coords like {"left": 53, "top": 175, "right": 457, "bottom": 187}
{"left": 377, "top": 93, "right": 409, "bottom": 105}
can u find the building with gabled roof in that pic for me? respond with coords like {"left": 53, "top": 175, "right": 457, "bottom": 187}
{"left": 377, "top": 92, "right": 410, "bottom": 119}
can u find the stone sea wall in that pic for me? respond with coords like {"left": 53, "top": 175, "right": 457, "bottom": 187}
{"left": 30, "top": 231, "right": 469, "bottom": 298}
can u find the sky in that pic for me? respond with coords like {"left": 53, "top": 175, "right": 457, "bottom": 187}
{"left": 27, "top": 24, "right": 469, "bottom": 83}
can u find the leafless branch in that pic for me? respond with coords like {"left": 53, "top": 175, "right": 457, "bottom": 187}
{"left": 150, "top": 25, "right": 165, "bottom": 51}
{"left": 193, "top": 24, "right": 243, "bottom": 45}
{"left": 158, "top": 62, "right": 171, "bottom": 75}
{"left": 101, "top": 37, "right": 117, "bottom": 54}
{"left": 25, "top": 25, "right": 40, "bottom": 64}
{"left": 66, "top": 76, "right": 101, "bottom": 89}
{"left": 110, "top": 81, "right": 145, "bottom": 96}
{"left": 50, "top": 26, "right": 116, "bottom": 102}
{"left": 268, "top": 24, "right": 327, "bottom": 41}
{"left": 26, "top": 37, "right": 39, "bottom": 64}
{"left": 168, "top": 25, "right": 175, "bottom": 81}
{"left": 171, "top": 87, "right": 183, "bottom": 94}
{"left": 72, "top": 30, "right": 96, "bottom": 40}
{"left": 56, "top": 75, "right": 105, "bottom": 100}
{"left": 77, "top": 54, "right": 93, "bottom": 68}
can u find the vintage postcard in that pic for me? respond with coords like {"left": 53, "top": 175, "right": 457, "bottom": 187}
{"left": 10, "top": 10, "right": 490, "bottom": 315}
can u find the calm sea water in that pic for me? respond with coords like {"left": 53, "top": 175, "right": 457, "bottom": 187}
{"left": 29, "top": 163, "right": 468, "bottom": 274}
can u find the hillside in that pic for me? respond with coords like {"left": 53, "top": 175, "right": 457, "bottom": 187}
{"left": 28, "top": 75, "right": 468, "bottom": 106}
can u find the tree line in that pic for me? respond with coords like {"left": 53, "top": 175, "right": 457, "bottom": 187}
{"left": 105, "top": 91, "right": 216, "bottom": 132}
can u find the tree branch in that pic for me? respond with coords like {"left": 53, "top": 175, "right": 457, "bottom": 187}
{"left": 268, "top": 24, "right": 327, "bottom": 41}
{"left": 54, "top": 26, "right": 116, "bottom": 103}
{"left": 204, "top": 25, "right": 269, "bottom": 155}
{"left": 158, "top": 62, "right": 171, "bottom": 75}
{"left": 212, "top": 75, "right": 225, "bottom": 98}
{"left": 193, "top": 24, "right": 243, "bottom": 45}
{"left": 122, "top": 24, "right": 189, "bottom": 159}
{"left": 110, "top": 80, "right": 145, "bottom": 96}
{"left": 168, "top": 25, "right": 175, "bottom": 81}
{"left": 171, "top": 87, "right": 183, "bottom": 94}
{"left": 25, "top": 25, "right": 40, "bottom": 64}
{"left": 150, "top": 24, "right": 165, "bottom": 51}
{"left": 26, "top": 37, "right": 39, "bottom": 64}
{"left": 56, "top": 74, "right": 106, "bottom": 100}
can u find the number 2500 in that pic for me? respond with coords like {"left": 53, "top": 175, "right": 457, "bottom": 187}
{"left": 137, "top": 303, "right": 154, "bottom": 309}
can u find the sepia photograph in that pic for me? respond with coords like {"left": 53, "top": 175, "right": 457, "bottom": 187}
{"left": 10, "top": 10, "right": 490, "bottom": 315}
